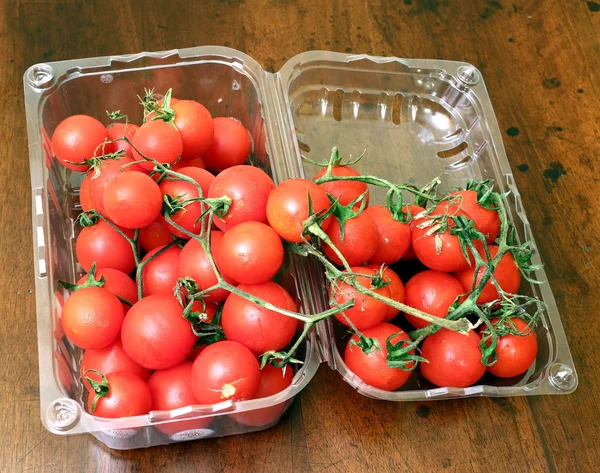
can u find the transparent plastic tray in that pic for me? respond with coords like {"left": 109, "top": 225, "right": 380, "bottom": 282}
{"left": 24, "top": 47, "right": 577, "bottom": 450}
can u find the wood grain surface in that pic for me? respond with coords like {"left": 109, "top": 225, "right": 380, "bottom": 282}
{"left": 1, "top": 0, "right": 599, "bottom": 472}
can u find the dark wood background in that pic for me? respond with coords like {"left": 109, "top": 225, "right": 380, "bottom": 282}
{"left": 1, "top": 0, "right": 599, "bottom": 471}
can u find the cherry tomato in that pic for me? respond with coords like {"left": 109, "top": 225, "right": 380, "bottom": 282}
{"left": 132, "top": 120, "right": 183, "bottom": 171}
{"left": 172, "top": 156, "right": 205, "bottom": 171}
{"left": 79, "top": 175, "right": 94, "bottom": 211}
{"left": 323, "top": 213, "right": 378, "bottom": 266}
{"left": 85, "top": 372, "right": 152, "bottom": 418}
{"left": 82, "top": 339, "right": 152, "bottom": 384}
{"left": 233, "top": 364, "right": 293, "bottom": 427}
{"left": 454, "top": 245, "right": 521, "bottom": 304}
{"left": 420, "top": 329, "right": 485, "bottom": 388}
{"left": 178, "top": 231, "right": 236, "bottom": 302}
{"left": 62, "top": 287, "right": 124, "bottom": 349}
{"left": 52, "top": 115, "right": 108, "bottom": 172}
{"left": 139, "top": 218, "right": 174, "bottom": 252}
{"left": 402, "top": 205, "right": 426, "bottom": 260}
{"left": 172, "top": 100, "right": 214, "bottom": 159}
{"left": 344, "top": 323, "right": 413, "bottom": 391}
{"left": 208, "top": 165, "right": 274, "bottom": 232}
{"left": 203, "top": 117, "right": 251, "bottom": 172}
{"left": 141, "top": 245, "right": 182, "bottom": 296}
{"left": 267, "top": 179, "right": 333, "bottom": 243}
{"left": 106, "top": 122, "right": 139, "bottom": 157}
{"left": 191, "top": 341, "right": 261, "bottom": 404}
{"left": 364, "top": 205, "right": 411, "bottom": 264}
{"left": 330, "top": 266, "right": 391, "bottom": 330}
{"left": 222, "top": 281, "right": 297, "bottom": 355}
{"left": 76, "top": 268, "right": 137, "bottom": 314}
{"left": 445, "top": 190, "right": 501, "bottom": 243}
{"left": 75, "top": 221, "right": 136, "bottom": 274}
{"left": 482, "top": 318, "right": 538, "bottom": 378}
{"left": 404, "top": 270, "right": 465, "bottom": 329}
{"left": 121, "top": 295, "right": 196, "bottom": 370}
{"left": 218, "top": 222, "right": 284, "bottom": 285}
{"left": 87, "top": 157, "right": 139, "bottom": 216}
{"left": 365, "top": 264, "right": 405, "bottom": 322}
{"left": 313, "top": 165, "right": 369, "bottom": 207}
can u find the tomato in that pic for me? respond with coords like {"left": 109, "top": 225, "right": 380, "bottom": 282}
{"left": 233, "top": 365, "right": 293, "bottom": 427}
{"left": 104, "top": 172, "right": 163, "bottom": 229}
{"left": 132, "top": 120, "right": 183, "bottom": 171}
{"left": 420, "top": 329, "right": 485, "bottom": 388}
{"left": 411, "top": 207, "right": 472, "bottom": 272}
{"left": 51, "top": 115, "right": 108, "bottom": 172}
{"left": 202, "top": 117, "right": 251, "bottom": 172}
{"left": 218, "top": 222, "right": 284, "bottom": 285}
{"left": 454, "top": 245, "right": 521, "bottom": 304}
{"left": 364, "top": 205, "right": 411, "bottom": 264}
{"left": 87, "top": 156, "right": 139, "bottom": 216}
{"left": 267, "top": 179, "right": 333, "bottom": 243}
{"left": 208, "top": 165, "right": 274, "bottom": 232}
{"left": 139, "top": 218, "right": 174, "bottom": 252}
{"left": 121, "top": 295, "right": 196, "bottom": 370}
{"left": 178, "top": 231, "right": 236, "bottom": 302}
{"left": 402, "top": 205, "right": 426, "bottom": 261}
{"left": 55, "top": 349, "right": 74, "bottom": 392}
{"left": 323, "top": 213, "right": 378, "bottom": 266}
{"left": 330, "top": 266, "right": 391, "bottom": 330}
{"left": 365, "top": 264, "right": 405, "bottom": 322}
{"left": 79, "top": 175, "right": 94, "bottom": 211}
{"left": 172, "top": 100, "right": 214, "bottom": 159}
{"left": 313, "top": 165, "right": 369, "bottom": 207}
{"left": 482, "top": 318, "right": 538, "bottom": 378}
{"left": 191, "top": 341, "right": 261, "bottom": 404}
{"left": 76, "top": 268, "right": 137, "bottom": 313}
{"left": 106, "top": 122, "right": 139, "bottom": 157}
{"left": 85, "top": 372, "right": 152, "bottom": 418}
{"left": 344, "top": 323, "right": 413, "bottom": 391}
{"left": 75, "top": 220, "right": 136, "bottom": 274}
{"left": 172, "top": 156, "right": 205, "bottom": 171}
{"left": 141, "top": 245, "right": 182, "bottom": 296}
{"left": 445, "top": 190, "right": 501, "bottom": 243}
{"left": 147, "top": 362, "right": 213, "bottom": 436}
{"left": 62, "top": 287, "right": 124, "bottom": 349}
{"left": 82, "top": 339, "right": 152, "bottom": 384}
{"left": 404, "top": 270, "right": 465, "bottom": 329}
{"left": 159, "top": 166, "right": 215, "bottom": 238}
{"left": 221, "top": 281, "right": 297, "bottom": 355}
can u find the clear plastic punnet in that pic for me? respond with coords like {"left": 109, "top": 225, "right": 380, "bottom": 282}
{"left": 24, "top": 47, "right": 577, "bottom": 450}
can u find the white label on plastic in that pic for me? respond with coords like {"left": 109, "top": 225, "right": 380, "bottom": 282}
{"left": 102, "top": 428, "right": 137, "bottom": 439}
{"left": 170, "top": 428, "right": 214, "bottom": 441}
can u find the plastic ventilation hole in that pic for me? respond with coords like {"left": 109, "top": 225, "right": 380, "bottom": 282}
{"left": 548, "top": 363, "right": 577, "bottom": 391}
{"left": 46, "top": 398, "right": 80, "bottom": 431}
{"left": 26, "top": 64, "right": 55, "bottom": 89}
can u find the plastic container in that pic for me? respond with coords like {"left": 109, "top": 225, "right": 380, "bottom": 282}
{"left": 24, "top": 47, "right": 577, "bottom": 449}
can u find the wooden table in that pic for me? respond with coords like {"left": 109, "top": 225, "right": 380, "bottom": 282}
{"left": 1, "top": 1, "right": 599, "bottom": 471}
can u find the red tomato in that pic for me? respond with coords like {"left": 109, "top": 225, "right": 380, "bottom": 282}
{"left": 208, "top": 165, "right": 274, "bottom": 232}
{"left": 218, "top": 222, "right": 284, "bottom": 285}
{"left": 313, "top": 165, "right": 369, "bottom": 207}
{"left": 404, "top": 270, "right": 465, "bottom": 329}
{"left": 76, "top": 268, "right": 137, "bottom": 314}
{"left": 267, "top": 179, "right": 333, "bottom": 243}
{"left": 75, "top": 221, "right": 136, "bottom": 274}
{"left": 420, "top": 329, "right": 485, "bottom": 388}
{"left": 62, "top": 287, "right": 124, "bottom": 349}
{"left": 482, "top": 318, "right": 538, "bottom": 378}
{"left": 445, "top": 190, "right": 501, "bottom": 243}
{"left": 159, "top": 167, "right": 215, "bottom": 238}
{"left": 411, "top": 207, "right": 472, "bottom": 272}
{"left": 121, "top": 295, "right": 196, "bottom": 370}
{"left": 81, "top": 339, "right": 152, "bottom": 383}
{"left": 365, "top": 205, "right": 411, "bottom": 264}
{"left": 106, "top": 122, "right": 139, "bottom": 157}
{"left": 344, "top": 323, "right": 413, "bottom": 391}
{"left": 51, "top": 115, "right": 108, "bottom": 172}
{"left": 402, "top": 204, "right": 426, "bottom": 260}
{"left": 233, "top": 365, "right": 293, "bottom": 427}
{"left": 221, "top": 281, "right": 297, "bottom": 355}
{"left": 330, "top": 266, "right": 391, "bottom": 330}
{"left": 191, "top": 341, "right": 261, "bottom": 404}
{"left": 202, "top": 117, "right": 251, "bottom": 172}
{"left": 147, "top": 362, "right": 213, "bottom": 436}
{"left": 172, "top": 156, "right": 205, "bottom": 171}
{"left": 454, "top": 245, "right": 521, "bottom": 304}
{"left": 139, "top": 218, "right": 174, "bottom": 252}
{"left": 132, "top": 120, "right": 183, "bottom": 171}
{"left": 323, "top": 213, "right": 378, "bottom": 266}
{"left": 178, "top": 231, "right": 236, "bottom": 302}
{"left": 79, "top": 175, "right": 94, "bottom": 211}
{"left": 104, "top": 172, "right": 163, "bottom": 229}
{"left": 85, "top": 372, "right": 152, "bottom": 418}
{"left": 172, "top": 100, "right": 214, "bottom": 159}
{"left": 141, "top": 245, "right": 182, "bottom": 296}
{"left": 87, "top": 156, "right": 139, "bottom": 216}
{"left": 365, "top": 264, "right": 405, "bottom": 322}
